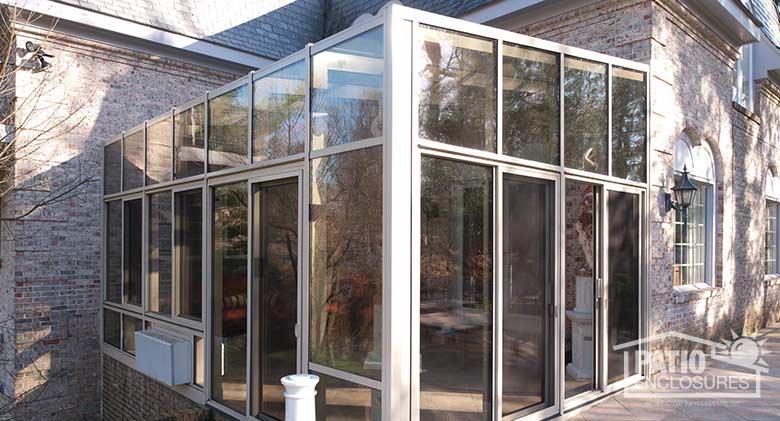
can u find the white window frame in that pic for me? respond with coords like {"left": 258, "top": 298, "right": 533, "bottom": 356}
{"left": 765, "top": 173, "right": 780, "bottom": 276}
{"left": 673, "top": 136, "right": 716, "bottom": 289}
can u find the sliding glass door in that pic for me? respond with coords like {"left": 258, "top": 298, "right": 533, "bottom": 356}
{"left": 501, "top": 173, "right": 555, "bottom": 418}
{"left": 250, "top": 177, "right": 299, "bottom": 419}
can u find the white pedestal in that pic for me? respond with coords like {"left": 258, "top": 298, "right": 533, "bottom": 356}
{"left": 566, "top": 275, "right": 593, "bottom": 381}
{"left": 282, "top": 374, "right": 319, "bottom": 421}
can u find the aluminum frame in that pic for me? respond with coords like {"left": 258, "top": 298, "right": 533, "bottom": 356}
{"left": 99, "top": 4, "right": 651, "bottom": 420}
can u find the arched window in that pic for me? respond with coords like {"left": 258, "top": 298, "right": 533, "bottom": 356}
{"left": 765, "top": 172, "right": 780, "bottom": 275}
{"left": 673, "top": 135, "right": 716, "bottom": 287}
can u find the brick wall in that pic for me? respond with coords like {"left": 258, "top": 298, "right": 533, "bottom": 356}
{"left": 103, "top": 355, "right": 208, "bottom": 420}
{"left": 5, "top": 26, "right": 232, "bottom": 419}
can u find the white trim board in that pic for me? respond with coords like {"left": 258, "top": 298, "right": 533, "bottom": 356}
{"left": 1, "top": 0, "right": 273, "bottom": 74}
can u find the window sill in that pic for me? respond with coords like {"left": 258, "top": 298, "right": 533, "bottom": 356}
{"left": 764, "top": 274, "right": 780, "bottom": 287}
{"left": 672, "top": 283, "right": 722, "bottom": 304}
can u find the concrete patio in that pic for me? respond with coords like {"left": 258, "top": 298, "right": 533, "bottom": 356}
{"left": 566, "top": 323, "right": 780, "bottom": 420}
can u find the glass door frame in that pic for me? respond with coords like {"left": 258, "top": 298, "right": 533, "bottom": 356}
{"left": 247, "top": 169, "right": 304, "bottom": 421}
{"left": 497, "top": 165, "right": 561, "bottom": 421}
{"left": 560, "top": 176, "right": 646, "bottom": 413}
{"left": 204, "top": 164, "right": 305, "bottom": 421}
{"left": 601, "top": 183, "right": 645, "bottom": 394}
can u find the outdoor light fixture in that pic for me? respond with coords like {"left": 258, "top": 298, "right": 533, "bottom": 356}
{"left": 24, "top": 41, "right": 53, "bottom": 71}
{"left": 665, "top": 165, "right": 698, "bottom": 214}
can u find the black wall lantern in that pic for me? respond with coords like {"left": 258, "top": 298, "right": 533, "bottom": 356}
{"left": 665, "top": 165, "right": 698, "bottom": 215}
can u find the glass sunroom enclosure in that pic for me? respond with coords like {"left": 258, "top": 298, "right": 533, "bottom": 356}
{"left": 102, "top": 4, "right": 649, "bottom": 421}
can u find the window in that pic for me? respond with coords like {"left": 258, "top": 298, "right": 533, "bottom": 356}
{"left": 309, "top": 146, "right": 383, "bottom": 380}
{"left": 104, "top": 139, "right": 121, "bottom": 194}
{"left": 732, "top": 45, "right": 753, "bottom": 111}
{"left": 209, "top": 86, "right": 250, "bottom": 172}
{"left": 253, "top": 60, "right": 306, "bottom": 160}
{"left": 105, "top": 200, "right": 122, "bottom": 303}
{"left": 672, "top": 137, "right": 715, "bottom": 287}
{"left": 420, "top": 157, "right": 493, "bottom": 420}
{"left": 766, "top": 201, "right": 778, "bottom": 274}
{"left": 312, "top": 371, "right": 381, "bottom": 420}
{"left": 176, "top": 189, "right": 203, "bottom": 320}
{"left": 122, "top": 313, "right": 143, "bottom": 356}
{"left": 419, "top": 26, "right": 496, "bottom": 152}
{"left": 103, "top": 309, "right": 121, "bottom": 348}
{"left": 123, "top": 130, "right": 144, "bottom": 190}
{"left": 502, "top": 44, "right": 559, "bottom": 164}
{"left": 211, "top": 182, "right": 248, "bottom": 412}
{"left": 149, "top": 191, "right": 172, "bottom": 315}
{"left": 612, "top": 67, "right": 647, "bottom": 182}
{"left": 311, "top": 26, "right": 384, "bottom": 150}
{"left": 174, "top": 104, "right": 205, "bottom": 179}
{"left": 124, "top": 199, "right": 143, "bottom": 306}
{"left": 564, "top": 57, "right": 607, "bottom": 174}
{"left": 147, "top": 117, "right": 172, "bottom": 185}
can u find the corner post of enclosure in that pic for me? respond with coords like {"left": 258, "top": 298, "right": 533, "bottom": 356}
{"left": 383, "top": 4, "right": 412, "bottom": 421}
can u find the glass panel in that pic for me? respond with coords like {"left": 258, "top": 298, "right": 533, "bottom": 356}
{"left": 612, "top": 67, "right": 647, "bottom": 181}
{"left": 149, "top": 191, "right": 172, "bottom": 315}
{"left": 122, "top": 313, "right": 142, "bottom": 356}
{"left": 564, "top": 57, "right": 607, "bottom": 174}
{"left": 502, "top": 175, "right": 554, "bottom": 415}
{"left": 123, "top": 199, "right": 142, "bottom": 306}
{"left": 312, "top": 372, "right": 381, "bottom": 421}
{"left": 104, "top": 140, "right": 121, "bottom": 194}
{"left": 673, "top": 184, "right": 706, "bottom": 286}
{"left": 420, "top": 157, "right": 493, "bottom": 420}
{"left": 209, "top": 85, "right": 250, "bottom": 172}
{"left": 419, "top": 26, "right": 496, "bottom": 152}
{"left": 195, "top": 336, "right": 205, "bottom": 387}
{"left": 564, "top": 181, "right": 597, "bottom": 398}
{"left": 251, "top": 178, "right": 298, "bottom": 420}
{"left": 146, "top": 117, "right": 173, "bottom": 185}
{"left": 607, "top": 191, "right": 640, "bottom": 384}
{"left": 502, "top": 44, "right": 559, "bottom": 164}
{"left": 174, "top": 104, "right": 205, "bottom": 179}
{"left": 106, "top": 200, "right": 122, "bottom": 303}
{"left": 211, "top": 182, "right": 248, "bottom": 412}
{"left": 311, "top": 26, "right": 384, "bottom": 150}
{"left": 123, "top": 130, "right": 144, "bottom": 190}
{"left": 309, "top": 146, "right": 382, "bottom": 380}
{"left": 176, "top": 189, "right": 204, "bottom": 320}
{"left": 253, "top": 61, "right": 306, "bottom": 161}
{"left": 103, "top": 309, "right": 121, "bottom": 348}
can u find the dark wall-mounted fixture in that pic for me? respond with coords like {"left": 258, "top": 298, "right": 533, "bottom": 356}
{"left": 24, "top": 41, "right": 53, "bottom": 71}
{"left": 665, "top": 165, "right": 698, "bottom": 216}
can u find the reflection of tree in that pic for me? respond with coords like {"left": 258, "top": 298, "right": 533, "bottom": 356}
{"left": 310, "top": 146, "right": 382, "bottom": 379}
{"left": 419, "top": 29, "right": 496, "bottom": 151}
{"left": 209, "top": 86, "right": 250, "bottom": 171}
{"left": 420, "top": 157, "right": 493, "bottom": 307}
{"left": 503, "top": 51, "right": 559, "bottom": 164}
{"left": 311, "top": 78, "right": 382, "bottom": 147}
{"left": 611, "top": 72, "right": 646, "bottom": 181}
{"left": 174, "top": 104, "right": 205, "bottom": 178}
{"left": 564, "top": 62, "right": 607, "bottom": 173}
{"left": 253, "top": 62, "right": 306, "bottom": 160}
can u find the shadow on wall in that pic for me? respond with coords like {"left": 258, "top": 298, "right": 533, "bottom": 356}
{"left": 3, "top": 27, "right": 231, "bottom": 419}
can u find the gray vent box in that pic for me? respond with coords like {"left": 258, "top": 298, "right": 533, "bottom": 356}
{"left": 135, "top": 330, "right": 192, "bottom": 385}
